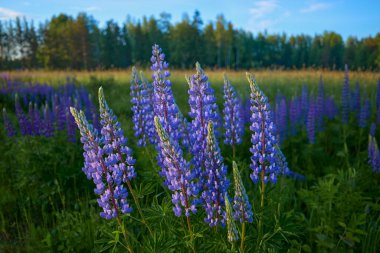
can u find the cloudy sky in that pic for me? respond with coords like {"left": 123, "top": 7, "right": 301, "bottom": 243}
{"left": 1, "top": 0, "right": 379, "bottom": 39}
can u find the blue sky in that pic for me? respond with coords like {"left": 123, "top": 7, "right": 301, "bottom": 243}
{"left": 0, "top": 0, "right": 379, "bottom": 40}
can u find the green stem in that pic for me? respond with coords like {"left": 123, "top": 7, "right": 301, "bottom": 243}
{"left": 232, "top": 144, "right": 236, "bottom": 160}
{"left": 240, "top": 222, "right": 246, "bottom": 252}
{"left": 126, "top": 180, "right": 153, "bottom": 235}
{"left": 116, "top": 215, "right": 134, "bottom": 253}
{"left": 256, "top": 171, "right": 266, "bottom": 251}
{"left": 186, "top": 216, "right": 196, "bottom": 253}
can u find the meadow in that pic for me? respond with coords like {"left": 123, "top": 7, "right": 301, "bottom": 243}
{"left": 1, "top": 61, "right": 380, "bottom": 253}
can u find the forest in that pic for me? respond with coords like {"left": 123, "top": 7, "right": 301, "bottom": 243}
{"left": 0, "top": 11, "right": 379, "bottom": 71}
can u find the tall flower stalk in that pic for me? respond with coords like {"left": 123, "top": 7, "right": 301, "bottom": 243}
{"left": 187, "top": 62, "right": 219, "bottom": 189}
{"left": 131, "top": 67, "right": 154, "bottom": 147}
{"left": 98, "top": 87, "right": 151, "bottom": 233}
{"left": 247, "top": 73, "right": 279, "bottom": 250}
{"left": 203, "top": 121, "right": 229, "bottom": 227}
{"left": 223, "top": 74, "right": 244, "bottom": 159}
{"left": 3, "top": 108, "right": 16, "bottom": 137}
{"left": 154, "top": 116, "right": 197, "bottom": 252}
{"left": 232, "top": 161, "right": 253, "bottom": 252}
{"left": 225, "top": 195, "right": 239, "bottom": 250}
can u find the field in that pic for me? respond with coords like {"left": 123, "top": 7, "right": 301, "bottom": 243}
{"left": 1, "top": 66, "right": 380, "bottom": 253}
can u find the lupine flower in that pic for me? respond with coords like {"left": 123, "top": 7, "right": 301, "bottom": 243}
{"left": 131, "top": 66, "right": 150, "bottom": 147}
{"left": 140, "top": 71, "right": 156, "bottom": 144}
{"left": 70, "top": 107, "right": 132, "bottom": 219}
{"left": 307, "top": 98, "right": 316, "bottom": 144}
{"left": 154, "top": 116, "right": 198, "bottom": 216}
{"left": 352, "top": 81, "right": 361, "bottom": 116}
{"left": 53, "top": 94, "right": 66, "bottom": 131}
{"left": 225, "top": 195, "right": 239, "bottom": 243}
{"left": 368, "top": 124, "right": 380, "bottom": 172}
{"left": 325, "top": 95, "right": 338, "bottom": 120}
{"left": 359, "top": 97, "right": 371, "bottom": 128}
{"left": 276, "top": 146, "right": 290, "bottom": 176}
{"left": 247, "top": 73, "right": 279, "bottom": 184}
{"left": 15, "top": 94, "right": 31, "bottom": 135}
{"left": 276, "top": 96, "right": 287, "bottom": 143}
{"left": 232, "top": 161, "right": 253, "bottom": 224}
{"left": 151, "top": 44, "right": 180, "bottom": 143}
{"left": 289, "top": 97, "right": 299, "bottom": 136}
{"left": 202, "top": 121, "right": 229, "bottom": 227}
{"left": 187, "top": 62, "right": 220, "bottom": 184}
{"left": 177, "top": 109, "right": 191, "bottom": 149}
{"left": 223, "top": 74, "right": 244, "bottom": 146}
{"left": 301, "top": 83, "right": 309, "bottom": 124}
{"left": 98, "top": 87, "right": 137, "bottom": 182}
{"left": 315, "top": 75, "right": 324, "bottom": 131}
{"left": 33, "top": 103, "right": 44, "bottom": 136}
{"left": 3, "top": 108, "right": 16, "bottom": 137}
{"left": 370, "top": 122, "right": 376, "bottom": 137}
{"left": 342, "top": 64, "right": 350, "bottom": 124}
{"left": 43, "top": 104, "right": 54, "bottom": 138}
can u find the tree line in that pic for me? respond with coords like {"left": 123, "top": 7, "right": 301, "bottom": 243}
{"left": 0, "top": 11, "right": 379, "bottom": 70}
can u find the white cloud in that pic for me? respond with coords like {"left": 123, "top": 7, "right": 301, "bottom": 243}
{"left": 85, "top": 6, "right": 101, "bottom": 12}
{"left": 247, "top": 0, "right": 290, "bottom": 32}
{"left": 0, "top": 7, "right": 24, "bottom": 20}
{"left": 300, "top": 2, "right": 332, "bottom": 13}
{"left": 249, "top": 0, "right": 279, "bottom": 19}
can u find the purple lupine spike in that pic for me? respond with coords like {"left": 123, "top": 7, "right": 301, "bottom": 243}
{"left": 131, "top": 66, "right": 150, "bottom": 147}
{"left": 359, "top": 97, "right": 371, "bottom": 128}
{"left": 187, "top": 62, "right": 220, "bottom": 186}
{"left": 34, "top": 103, "right": 44, "bottom": 136}
{"left": 325, "top": 95, "right": 338, "bottom": 120}
{"left": 232, "top": 161, "right": 253, "bottom": 224}
{"left": 247, "top": 73, "right": 279, "bottom": 184}
{"left": 289, "top": 97, "right": 298, "bottom": 136}
{"left": 276, "top": 146, "right": 290, "bottom": 176}
{"left": 15, "top": 94, "right": 31, "bottom": 135}
{"left": 276, "top": 97, "right": 287, "bottom": 143}
{"left": 342, "top": 64, "right": 350, "bottom": 124}
{"left": 243, "top": 98, "right": 251, "bottom": 124}
{"left": 370, "top": 123, "right": 376, "bottom": 137}
{"left": 43, "top": 104, "right": 54, "bottom": 138}
{"left": 301, "top": 83, "right": 309, "bottom": 124}
{"left": 154, "top": 116, "right": 198, "bottom": 217}
{"left": 223, "top": 74, "right": 244, "bottom": 148}
{"left": 368, "top": 124, "right": 380, "bottom": 173}
{"left": 98, "top": 87, "right": 137, "bottom": 183}
{"left": 151, "top": 44, "right": 180, "bottom": 142}
{"left": 307, "top": 97, "right": 316, "bottom": 144}
{"left": 70, "top": 107, "right": 132, "bottom": 219}
{"left": 140, "top": 71, "right": 156, "bottom": 145}
{"left": 177, "top": 109, "right": 191, "bottom": 150}
{"left": 203, "top": 121, "right": 229, "bottom": 227}
{"left": 3, "top": 108, "right": 16, "bottom": 137}
{"left": 315, "top": 75, "right": 324, "bottom": 131}
{"left": 53, "top": 94, "right": 66, "bottom": 131}
{"left": 352, "top": 81, "right": 361, "bottom": 116}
